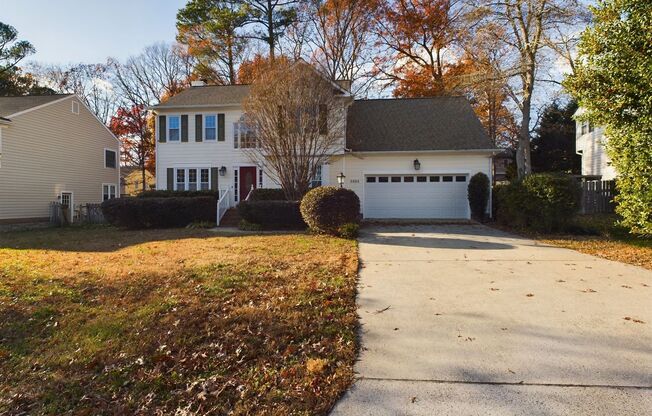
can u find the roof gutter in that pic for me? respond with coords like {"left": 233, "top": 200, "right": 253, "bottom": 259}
{"left": 346, "top": 149, "right": 500, "bottom": 156}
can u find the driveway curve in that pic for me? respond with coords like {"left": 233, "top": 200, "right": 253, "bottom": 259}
{"left": 331, "top": 225, "right": 652, "bottom": 415}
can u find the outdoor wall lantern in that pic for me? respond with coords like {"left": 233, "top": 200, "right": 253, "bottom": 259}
{"left": 337, "top": 172, "right": 346, "bottom": 188}
{"left": 219, "top": 166, "right": 227, "bottom": 176}
{"left": 413, "top": 159, "right": 421, "bottom": 171}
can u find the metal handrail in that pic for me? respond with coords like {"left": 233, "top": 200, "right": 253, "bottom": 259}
{"left": 216, "top": 188, "right": 230, "bottom": 226}
{"left": 244, "top": 184, "right": 255, "bottom": 201}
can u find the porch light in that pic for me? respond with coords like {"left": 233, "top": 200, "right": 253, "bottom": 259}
{"left": 413, "top": 159, "right": 421, "bottom": 170}
{"left": 219, "top": 166, "right": 227, "bottom": 176}
{"left": 337, "top": 172, "right": 346, "bottom": 188}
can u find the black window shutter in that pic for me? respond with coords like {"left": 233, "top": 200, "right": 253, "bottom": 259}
{"left": 195, "top": 115, "right": 203, "bottom": 142}
{"left": 181, "top": 115, "right": 188, "bottom": 142}
{"left": 218, "top": 114, "right": 225, "bottom": 141}
{"left": 167, "top": 168, "right": 174, "bottom": 190}
{"left": 158, "top": 115, "right": 166, "bottom": 142}
{"left": 211, "top": 167, "right": 219, "bottom": 191}
{"left": 318, "top": 104, "right": 328, "bottom": 135}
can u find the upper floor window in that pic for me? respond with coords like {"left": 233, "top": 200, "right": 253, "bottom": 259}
{"left": 234, "top": 115, "right": 257, "bottom": 148}
{"left": 105, "top": 149, "right": 117, "bottom": 168}
{"left": 310, "top": 165, "right": 322, "bottom": 188}
{"left": 205, "top": 115, "right": 216, "bottom": 140}
{"left": 71, "top": 101, "right": 80, "bottom": 114}
{"left": 168, "top": 116, "right": 180, "bottom": 141}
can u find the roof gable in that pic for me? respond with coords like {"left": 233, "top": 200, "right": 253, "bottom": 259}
{"left": 346, "top": 97, "right": 494, "bottom": 152}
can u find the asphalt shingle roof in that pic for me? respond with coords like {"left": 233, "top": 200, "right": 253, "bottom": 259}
{"left": 0, "top": 94, "right": 71, "bottom": 118}
{"left": 345, "top": 97, "right": 494, "bottom": 152}
{"left": 151, "top": 85, "right": 250, "bottom": 108}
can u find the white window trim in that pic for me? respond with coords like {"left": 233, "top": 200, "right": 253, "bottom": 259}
{"left": 104, "top": 148, "right": 117, "bottom": 169}
{"left": 71, "top": 100, "right": 80, "bottom": 114}
{"left": 167, "top": 114, "right": 181, "bottom": 142}
{"left": 60, "top": 191, "right": 74, "bottom": 223}
{"left": 203, "top": 113, "right": 218, "bottom": 141}
{"left": 174, "top": 167, "right": 212, "bottom": 191}
{"left": 102, "top": 183, "right": 117, "bottom": 201}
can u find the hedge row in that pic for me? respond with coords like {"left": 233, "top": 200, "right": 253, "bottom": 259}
{"left": 137, "top": 190, "right": 218, "bottom": 199}
{"left": 248, "top": 188, "right": 287, "bottom": 201}
{"left": 102, "top": 197, "right": 216, "bottom": 229}
{"left": 495, "top": 173, "right": 580, "bottom": 232}
{"left": 238, "top": 200, "right": 305, "bottom": 229}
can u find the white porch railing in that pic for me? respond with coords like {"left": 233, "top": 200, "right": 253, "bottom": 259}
{"left": 216, "top": 188, "right": 230, "bottom": 226}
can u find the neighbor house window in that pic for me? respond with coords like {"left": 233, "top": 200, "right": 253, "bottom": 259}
{"left": 102, "top": 184, "right": 116, "bottom": 201}
{"left": 204, "top": 115, "right": 216, "bottom": 140}
{"left": 105, "top": 149, "right": 117, "bottom": 168}
{"left": 168, "top": 116, "right": 180, "bottom": 141}
{"left": 310, "top": 165, "right": 322, "bottom": 188}
{"left": 200, "top": 168, "right": 210, "bottom": 190}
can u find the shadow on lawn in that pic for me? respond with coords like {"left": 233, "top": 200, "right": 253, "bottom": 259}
{"left": 0, "top": 226, "right": 302, "bottom": 253}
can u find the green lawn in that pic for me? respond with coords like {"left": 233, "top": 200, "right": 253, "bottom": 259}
{"left": 0, "top": 226, "right": 358, "bottom": 415}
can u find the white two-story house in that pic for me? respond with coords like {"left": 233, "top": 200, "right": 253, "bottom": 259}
{"left": 150, "top": 78, "right": 496, "bottom": 220}
{"left": 575, "top": 108, "right": 617, "bottom": 180}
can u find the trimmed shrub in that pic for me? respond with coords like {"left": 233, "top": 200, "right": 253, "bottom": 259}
{"left": 495, "top": 173, "right": 581, "bottom": 232}
{"left": 300, "top": 186, "right": 360, "bottom": 235}
{"left": 248, "top": 188, "right": 286, "bottom": 201}
{"left": 101, "top": 197, "right": 216, "bottom": 229}
{"left": 468, "top": 172, "right": 490, "bottom": 221}
{"left": 238, "top": 200, "right": 306, "bottom": 229}
{"left": 337, "top": 223, "right": 360, "bottom": 239}
{"left": 137, "top": 190, "right": 218, "bottom": 199}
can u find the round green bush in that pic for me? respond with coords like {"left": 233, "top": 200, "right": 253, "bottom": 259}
{"left": 468, "top": 172, "right": 490, "bottom": 221}
{"left": 495, "top": 173, "right": 581, "bottom": 232}
{"left": 300, "top": 186, "right": 360, "bottom": 235}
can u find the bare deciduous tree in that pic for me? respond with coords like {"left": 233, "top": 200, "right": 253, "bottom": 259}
{"left": 31, "top": 62, "right": 116, "bottom": 124}
{"left": 111, "top": 43, "right": 194, "bottom": 107}
{"left": 478, "top": 0, "right": 585, "bottom": 178}
{"left": 244, "top": 61, "right": 349, "bottom": 199}
{"left": 306, "top": 0, "right": 377, "bottom": 94}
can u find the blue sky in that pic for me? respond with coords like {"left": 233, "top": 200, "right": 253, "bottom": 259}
{"left": 4, "top": 0, "right": 186, "bottom": 65}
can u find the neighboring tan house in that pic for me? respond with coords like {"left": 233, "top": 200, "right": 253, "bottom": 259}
{"left": 575, "top": 108, "right": 617, "bottom": 180}
{"left": 150, "top": 78, "right": 496, "bottom": 220}
{"left": 120, "top": 166, "right": 155, "bottom": 196}
{"left": 0, "top": 94, "right": 120, "bottom": 224}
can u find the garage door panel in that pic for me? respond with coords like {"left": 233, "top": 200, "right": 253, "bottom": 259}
{"left": 364, "top": 175, "right": 469, "bottom": 219}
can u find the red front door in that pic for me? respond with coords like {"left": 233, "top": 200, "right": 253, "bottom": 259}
{"left": 239, "top": 166, "right": 257, "bottom": 201}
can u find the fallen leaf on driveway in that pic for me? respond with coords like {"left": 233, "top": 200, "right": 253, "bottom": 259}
{"left": 621, "top": 285, "right": 632, "bottom": 289}
{"left": 508, "top": 369, "right": 516, "bottom": 374}
{"left": 526, "top": 293, "right": 534, "bottom": 297}
{"left": 373, "top": 306, "right": 391, "bottom": 314}
{"left": 582, "top": 288, "right": 597, "bottom": 293}
{"left": 624, "top": 317, "right": 645, "bottom": 324}
{"left": 490, "top": 288, "right": 500, "bottom": 291}
{"left": 557, "top": 279, "right": 566, "bottom": 283}
{"left": 411, "top": 396, "right": 418, "bottom": 403}
{"left": 393, "top": 327, "right": 399, "bottom": 331}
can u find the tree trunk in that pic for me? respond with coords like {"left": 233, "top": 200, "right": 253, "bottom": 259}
{"left": 141, "top": 163, "right": 146, "bottom": 192}
{"left": 517, "top": 65, "right": 535, "bottom": 179}
{"left": 267, "top": 0, "right": 275, "bottom": 61}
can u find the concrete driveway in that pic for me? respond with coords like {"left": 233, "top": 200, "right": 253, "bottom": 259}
{"left": 331, "top": 225, "right": 652, "bottom": 415}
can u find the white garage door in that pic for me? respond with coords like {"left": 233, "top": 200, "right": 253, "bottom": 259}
{"left": 364, "top": 174, "right": 470, "bottom": 219}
